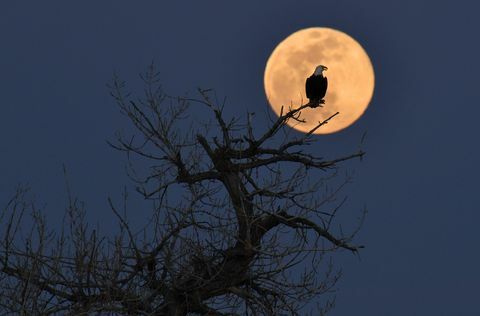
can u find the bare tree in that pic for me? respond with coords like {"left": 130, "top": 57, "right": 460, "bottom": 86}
{"left": 0, "top": 65, "right": 365, "bottom": 315}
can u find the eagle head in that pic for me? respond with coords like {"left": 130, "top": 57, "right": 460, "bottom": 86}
{"left": 313, "top": 65, "right": 328, "bottom": 76}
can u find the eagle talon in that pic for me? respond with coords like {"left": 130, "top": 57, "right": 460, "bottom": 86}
{"left": 308, "top": 101, "right": 323, "bottom": 108}
{"left": 307, "top": 101, "right": 323, "bottom": 109}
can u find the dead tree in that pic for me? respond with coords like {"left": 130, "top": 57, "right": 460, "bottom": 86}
{"left": 0, "top": 66, "right": 365, "bottom": 315}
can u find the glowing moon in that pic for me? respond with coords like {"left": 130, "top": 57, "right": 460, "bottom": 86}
{"left": 264, "top": 27, "right": 375, "bottom": 134}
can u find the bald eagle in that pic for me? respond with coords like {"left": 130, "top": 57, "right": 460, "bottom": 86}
{"left": 305, "top": 65, "right": 328, "bottom": 107}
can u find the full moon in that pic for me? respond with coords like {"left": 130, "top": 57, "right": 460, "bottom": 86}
{"left": 264, "top": 27, "right": 375, "bottom": 134}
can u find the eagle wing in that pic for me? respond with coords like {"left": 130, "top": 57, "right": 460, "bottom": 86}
{"left": 305, "top": 76, "right": 314, "bottom": 99}
{"left": 306, "top": 75, "right": 328, "bottom": 100}
{"left": 319, "top": 76, "right": 328, "bottom": 99}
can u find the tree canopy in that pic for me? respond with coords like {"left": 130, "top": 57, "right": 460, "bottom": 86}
{"left": 0, "top": 66, "right": 365, "bottom": 315}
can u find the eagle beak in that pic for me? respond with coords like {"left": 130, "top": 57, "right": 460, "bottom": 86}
{"left": 322, "top": 66, "right": 328, "bottom": 71}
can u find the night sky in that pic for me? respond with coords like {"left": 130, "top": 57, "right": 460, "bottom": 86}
{"left": 2, "top": 1, "right": 480, "bottom": 315}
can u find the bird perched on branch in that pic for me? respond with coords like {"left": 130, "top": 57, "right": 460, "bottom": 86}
{"left": 305, "top": 65, "right": 328, "bottom": 107}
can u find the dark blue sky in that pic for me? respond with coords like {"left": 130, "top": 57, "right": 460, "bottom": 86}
{"left": 1, "top": 1, "right": 479, "bottom": 314}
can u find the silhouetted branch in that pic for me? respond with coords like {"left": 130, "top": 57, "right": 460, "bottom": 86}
{"left": 0, "top": 66, "right": 365, "bottom": 315}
